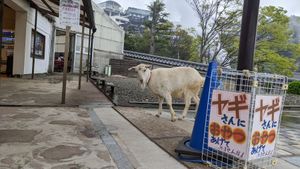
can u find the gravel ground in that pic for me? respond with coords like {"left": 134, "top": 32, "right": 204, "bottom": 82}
{"left": 103, "top": 75, "right": 186, "bottom": 107}
{"left": 106, "top": 76, "right": 157, "bottom": 105}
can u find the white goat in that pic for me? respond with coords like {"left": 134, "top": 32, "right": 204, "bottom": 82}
{"left": 129, "top": 64, "right": 204, "bottom": 122}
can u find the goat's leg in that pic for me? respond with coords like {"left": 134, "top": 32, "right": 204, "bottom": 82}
{"left": 156, "top": 97, "right": 164, "bottom": 117}
{"left": 192, "top": 96, "right": 200, "bottom": 118}
{"left": 165, "top": 93, "right": 177, "bottom": 122}
{"left": 179, "top": 95, "right": 191, "bottom": 120}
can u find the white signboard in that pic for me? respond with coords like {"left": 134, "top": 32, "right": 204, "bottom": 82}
{"left": 208, "top": 90, "right": 251, "bottom": 160}
{"left": 59, "top": 0, "right": 80, "bottom": 27}
{"left": 248, "top": 95, "right": 283, "bottom": 160}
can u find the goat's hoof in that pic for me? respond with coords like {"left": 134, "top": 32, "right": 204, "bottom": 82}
{"left": 178, "top": 116, "right": 185, "bottom": 120}
{"left": 155, "top": 114, "right": 161, "bottom": 118}
{"left": 171, "top": 118, "right": 177, "bottom": 122}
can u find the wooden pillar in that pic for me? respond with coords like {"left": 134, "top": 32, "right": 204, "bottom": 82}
{"left": 61, "top": 26, "right": 71, "bottom": 104}
{"left": 237, "top": 0, "right": 260, "bottom": 71}
{"left": 86, "top": 28, "right": 91, "bottom": 82}
{"left": 32, "top": 8, "right": 38, "bottom": 79}
{"left": 78, "top": 14, "right": 85, "bottom": 90}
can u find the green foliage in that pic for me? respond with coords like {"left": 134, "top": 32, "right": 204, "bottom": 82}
{"left": 167, "top": 25, "right": 193, "bottom": 60}
{"left": 146, "top": 0, "right": 170, "bottom": 54}
{"left": 124, "top": 3, "right": 300, "bottom": 77}
{"left": 189, "top": 36, "right": 201, "bottom": 62}
{"left": 124, "top": 31, "right": 150, "bottom": 53}
{"left": 256, "top": 6, "right": 299, "bottom": 77}
{"left": 288, "top": 81, "right": 300, "bottom": 95}
{"left": 186, "top": 0, "right": 242, "bottom": 65}
{"left": 125, "top": 0, "right": 194, "bottom": 61}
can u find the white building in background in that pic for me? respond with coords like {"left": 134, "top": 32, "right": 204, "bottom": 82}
{"left": 98, "top": 0, "right": 122, "bottom": 16}
{"left": 110, "top": 15, "right": 129, "bottom": 27}
{"left": 97, "top": 0, "right": 129, "bottom": 28}
{"left": 1, "top": 0, "right": 55, "bottom": 76}
{"left": 92, "top": 4, "right": 124, "bottom": 73}
{"left": 1, "top": 0, "right": 124, "bottom": 76}
{"left": 98, "top": 1, "right": 151, "bottom": 33}
{"left": 55, "top": 2, "right": 125, "bottom": 74}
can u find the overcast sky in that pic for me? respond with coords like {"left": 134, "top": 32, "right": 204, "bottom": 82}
{"left": 93, "top": 0, "right": 300, "bottom": 29}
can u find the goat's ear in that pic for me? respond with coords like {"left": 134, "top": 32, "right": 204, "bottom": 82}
{"left": 145, "top": 65, "right": 152, "bottom": 69}
{"left": 128, "top": 66, "right": 136, "bottom": 71}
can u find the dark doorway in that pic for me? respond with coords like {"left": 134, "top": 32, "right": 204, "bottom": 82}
{"left": 54, "top": 30, "right": 75, "bottom": 73}
{"left": 1, "top": 5, "right": 15, "bottom": 77}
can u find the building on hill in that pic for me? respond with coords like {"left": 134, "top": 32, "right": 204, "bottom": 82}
{"left": 98, "top": 1, "right": 150, "bottom": 33}
{"left": 124, "top": 7, "right": 151, "bottom": 33}
{"left": 98, "top": 0, "right": 123, "bottom": 16}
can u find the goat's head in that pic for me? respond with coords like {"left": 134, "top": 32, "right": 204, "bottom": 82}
{"left": 128, "top": 64, "right": 152, "bottom": 90}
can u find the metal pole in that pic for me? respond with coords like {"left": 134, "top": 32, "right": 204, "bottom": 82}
{"left": 62, "top": 26, "right": 71, "bottom": 104}
{"left": 89, "top": 31, "right": 95, "bottom": 78}
{"left": 237, "top": 0, "right": 260, "bottom": 71}
{"left": 32, "top": 8, "right": 38, "bottom": 79}
{"left": 86, "top": 28, "right": 91, "bottom": 82}
{"left": 0, "top": 0, "right": 3, "bottom": 77}
{"left": 78, "top": 13, "right": 85, "bottom": 90}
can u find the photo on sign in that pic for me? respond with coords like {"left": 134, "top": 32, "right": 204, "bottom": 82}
{"left": 31, "top": 30, "right": 45, "bottom": 59}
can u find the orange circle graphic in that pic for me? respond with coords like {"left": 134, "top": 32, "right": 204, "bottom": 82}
{"left": 261, "top": 130, "right": 269, "bottom": 145}
{"left": 252, "top": 131, "right": 260, "bottom": 146}
{"left": 209, "top": 122, "right": 221, "bottom": 136}
{"left": 233, "top": 128, "right": 246, "bottom": 144}
{"left": 220, "top": 125, "right": 232, "bottom": 140}
{"left": 268, "top": 129, "right": 276, "bottom": 144}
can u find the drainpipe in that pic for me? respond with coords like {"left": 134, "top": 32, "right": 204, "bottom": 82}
{"left": 32, "top": 8, "right": 38, "bottom": 79}
{"left": 78, "top": 12, "right": 86, "bottom": 90}
{"left": 89, "top": 31, "right": 95, "bottom": 78}
{"left": 86, "top": 28, "right": 91, "bottom": 82}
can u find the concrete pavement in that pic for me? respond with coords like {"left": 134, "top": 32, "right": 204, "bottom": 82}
{"left": 1, "top": 75, "right": 299, "bottom": 169}
{"left": 0, "top": 75, "right": 187, "bottom": 169}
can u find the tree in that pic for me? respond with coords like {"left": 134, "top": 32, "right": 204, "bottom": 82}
{"left": 186, "top": 0, "right": 242, "bottom": 65}
{"left": 124, "top": 31, "right": 150, "bottom": 53}
{"left": 187, "top": 0, "right": 299, "bottom": 76}
{"left": 255, "top": 6, "right": 300, "bottom": 76}
{"left": 169, "top": 25, "right": 193, "bottom": 60}
{"left": 146, "top": 0, "right": 169, "bottom": 54}
{"left": 152, "top": 21, "right": 173, "bottom": 56}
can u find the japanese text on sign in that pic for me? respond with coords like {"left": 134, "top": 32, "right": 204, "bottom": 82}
{"left": 208, "top": 90, "right": 251, "bottom": 160}
{"left": 59, "top": 0, "right": 80, "bottom": 27}
{"left": 249, "top": 95, "right": 282, "bottom": 160}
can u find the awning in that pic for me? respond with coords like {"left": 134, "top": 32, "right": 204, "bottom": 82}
{"left": 28, "top": 0, "right": 96, "bottom": 32}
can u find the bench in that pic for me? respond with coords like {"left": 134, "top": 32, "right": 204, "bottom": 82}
{"left": 105, "top": 82, "right": 115, "bottom": 96}
{"left": 90, "top": 77, "right": 105, "bottom": 86}
{"left": 91, "top": 76, "right": 115, "bottom": 96}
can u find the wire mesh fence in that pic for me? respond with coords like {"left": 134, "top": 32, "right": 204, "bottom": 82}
{"left": 200, "top": 67, "right": 288, "bottom": 169}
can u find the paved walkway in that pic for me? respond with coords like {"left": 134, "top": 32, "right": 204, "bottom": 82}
{"left": 0, "top": 75, "right": 187, "bottom": 169}
{"left": 1, "top": 75, "right": 299, "bottom": 169}
{"left": 114, "top": 107, "right": 300, "bottom": 169}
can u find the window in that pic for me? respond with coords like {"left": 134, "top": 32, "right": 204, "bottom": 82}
{"left": 31, "top": 29, "right": 45, "bottom": 59}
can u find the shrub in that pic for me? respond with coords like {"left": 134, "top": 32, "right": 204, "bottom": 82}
{"left": 287, "top": 81, "right": 300, "bottom": 95}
